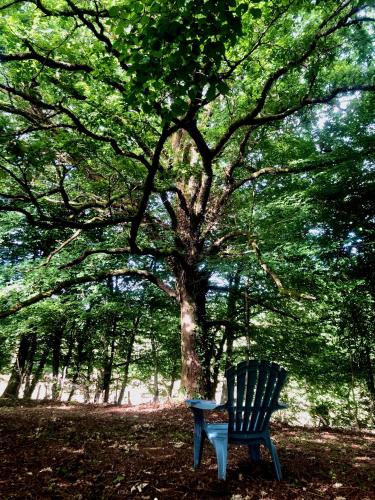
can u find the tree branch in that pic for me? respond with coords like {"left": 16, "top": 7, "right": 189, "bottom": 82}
{"left": 0, "top": 267, "right": 177, "bottom": 319}
{"left": 0, "top": 204, "right": 133, "bottom": 230}
{"left": 59, "top": 244, "right": 181, "bottom": 269}
{"left": 212, "top": 5, "right": 373, "bottom": 156}
{"left": 0, "top": 83, "right": 150, "bottom": 168}
{"left": 206, "top": 231, "right": 252, "bottom": 255}
{"left": 0, "top": 51, "right": 92, "bottom": 73}
{"left": 129, "top": 124, "right": 179, "bottom": 250}
{"left": 0, "top": 0, "right": 109, "bottom": 17}
{"left": 65, "top": 0, "right": 128, "bottom": 71}
{"left": 251, "top": 240, "right": 316, "bottom": 300}
{"left": 44, "top": 229, "right": 82, "bottom": 265}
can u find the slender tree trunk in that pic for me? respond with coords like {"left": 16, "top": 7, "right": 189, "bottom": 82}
{"left": 363, "top": 345, "right": 375, "bottom": 423}
{"left": 83, "top": 374, "right": 92, "bottom": 404}
{"left": 51, "top": 326, "right": 64, "bottom": 400}
{"left": 94, "top": 371, "right": 103, "bottom": 403}
{"left": 168, "top": 357, "right": 179, "bottom": 398}
{"left": 244, "top": 285, "right": 252, "bottom": 358}
{"left": 103, "top": 337, "right": 115, "bottom": 403}
{"left": 23, "top": 347, "right": 49, "bottom": 399}
{"left": 68, "top": 316, "right": 92, "bottom": 401}
{"left": 150, "top": 332, "right": 159, "bottom": 403}
{"left": 84, "top": 360, "right": 94, "bottom": 403}
{"left": 212, "top": 270, "right": 241, "bottom": 396}
{"left": 212, "top": 331, "right": 227, "bottom": 398}
{"left": 2, "top": 334, "right": 32, "bottom": 398}
{"left": 349, "top": 357, "right": 361, "bottom": 429}
{"left": 23, "top": 332, "right": 37, "bottom": 397}
{"left": 117, "top": 329, "right": 136, "bottom": 405}
{"left": 58, "top": 330, "right": 74, "bottom": 400}
{"left": 67, "top": 336, "right": 85, "bottom": 402}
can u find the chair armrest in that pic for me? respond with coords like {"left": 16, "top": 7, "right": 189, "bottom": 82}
{"left": 185, "top": 399, "right": 227, "bottom": 411}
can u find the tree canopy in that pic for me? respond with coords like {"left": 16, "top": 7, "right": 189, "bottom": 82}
{"left": 0, "top": 0, "right": 374, "bottom": 401}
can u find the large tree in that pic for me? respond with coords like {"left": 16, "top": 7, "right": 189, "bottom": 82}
{"left": 0, "top": 0, "right": 374, "bottom": 396}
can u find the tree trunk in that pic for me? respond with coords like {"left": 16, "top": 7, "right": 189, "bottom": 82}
{"left": 173, "top": 260, "right": 210, "bottom": 398}
{"left": 68, "top": 316, "right": 92, "bottom": 401}
{"left": 103, "top": 337, "right": 115, "bottom": 403}
{"left": 23, "top": 347, "right": 49, "bottom": 399}
{"left": 51, "top": 326, "right": 64, "bottom": 400}
{"left": 211, "top": 331, "right": 227, "bottom": 398}
{"left": 67, "top": 335, "right": 85, "bottom": 402}
{"left": 168, "top": 358, "right": 179, "bottom": 398}
{"left": 244, "top": 285, "right": 252, "bottom": 358}
{"left": 59, "top": 330, "right": 74, "bottom": 400}
{"left": 212, "top": 270, "right": 241, "bottom": 396}
{"left": 363, "top": 345, "right": 375, "bottom": 423}
{"left": 117, "top": 312, "right": 140, "bottom": 405}
{"left": 23, "top": 332, "right": 37, "bottom": 397}
{"left": 117, "top": 329, "right": 136, "bottom": 405}
{"left": 84, "top": 359, "right": 94, "bottom": 403}
{"left": 2, "top": 333, "right": 32, "bottom": 398}
{"left": 150, "top": 332, "right": 159, "bottom": 403}
{"left": 94, "top": 371, "right": 103, "bottom": 403}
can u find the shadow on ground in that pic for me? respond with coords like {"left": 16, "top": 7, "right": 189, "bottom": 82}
{"left": 0, "top": 400, "right": 374, "bottom": 499}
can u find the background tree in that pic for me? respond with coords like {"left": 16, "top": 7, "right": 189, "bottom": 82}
{"left": 0, "top": 0, "right": 374, "bottom": 396}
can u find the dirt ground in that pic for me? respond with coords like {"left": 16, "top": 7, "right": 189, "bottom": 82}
{"left": 0, "top": 400, "right": 374, "bottom": 499}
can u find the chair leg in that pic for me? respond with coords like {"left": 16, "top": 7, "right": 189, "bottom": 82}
{"left": 249, "top": 444, "right": 261, "bottom": 463}
{"left": 204, "top": 423, "right": 229, "bottom": 480}
{"left": 265, "top": 436, "right": 282, "bottom": 480}
{"left": 210, "top": 434, "right": 228, "bottom": 480}
{"left": 193, "top": 427, "right": 205, "bottom": 469}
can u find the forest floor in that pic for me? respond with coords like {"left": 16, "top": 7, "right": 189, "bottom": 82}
{"left": 0, "top": 400, "right": 374, "bottom": 499}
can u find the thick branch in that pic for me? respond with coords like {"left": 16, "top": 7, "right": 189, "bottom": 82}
{"left": 0, "top": 0, "right": 109, "bottom": 17}
{"left": 160, "top": 191, "right": 178, "bottom": 230}
{"left": 183, "top": 121, "right": 214, "bottom": 220}
{"left": 0, "top": 51, "right": 92, "bottom": 73}
{"left": 129, "top": 124, "right": 179, "bottom": 249}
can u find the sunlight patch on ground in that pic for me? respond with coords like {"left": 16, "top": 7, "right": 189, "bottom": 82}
{"left": 355, "top": 456, "right": 372, "bottom": 462}
{"left": 61, "top": 447, "right": 85, "bottom": 454}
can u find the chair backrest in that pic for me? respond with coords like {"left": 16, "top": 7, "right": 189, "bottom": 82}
{"left": 226, "top": 360, "right": 287, "bottom": 434}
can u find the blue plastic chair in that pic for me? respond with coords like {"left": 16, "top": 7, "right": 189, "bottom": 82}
{"left": 186, "top": 360, "right": 288, "bottom": 480}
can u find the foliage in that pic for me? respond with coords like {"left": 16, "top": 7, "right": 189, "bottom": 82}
{"left": 0, "top": 0, "right": 374, "bottom": 410}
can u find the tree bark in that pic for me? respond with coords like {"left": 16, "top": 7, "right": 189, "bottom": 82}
{"left": 23, "top": 347, "right": 49, "bottom": 399}
{"left": 51, "top": 325, "right": 65, "bottom": 400}
{"left": 94, "top": 371, "right": 103, "bottom": 403}
{"left": 173, "top": 259, "right": 210, "bottom": 397}
{"left": 103, "top": 337, "right": 115, "bottom": 403}
{"left": 67, "top": 333, "right": 86, "bottom": 402}
{"left": 117, "top": 318, "right": 138, "bottom": 405}
{"left": 212, "top": 270, "right": 241, "bottom": 396}
{"left": 2, "top": 333, "right": 33, "bottom": 398}
{"left": 168, "top": 357, "right": 179, "bottom": 398}
{"left": 150, "top": 332, "right": 159, "bottom": 403}
{"left": 363, "top": 345, "right": 375, "bottom": 423}
{"left": 23, "top": 332, "right": 37, "bottom": 397}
